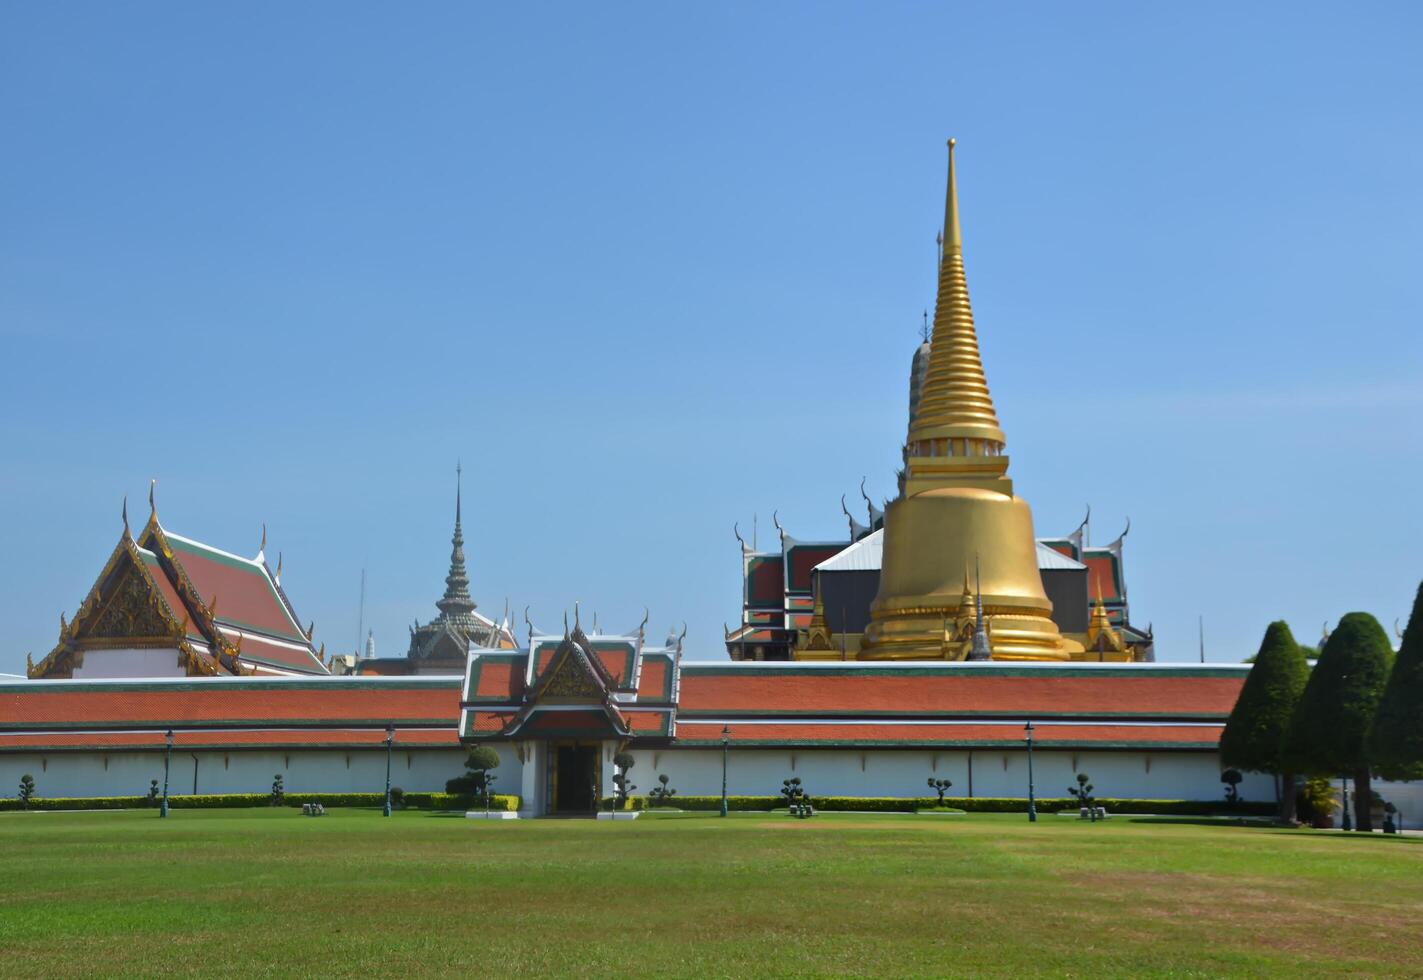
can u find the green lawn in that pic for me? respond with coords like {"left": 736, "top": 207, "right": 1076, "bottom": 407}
{"left": 1, "top": 808, "right": 1419, "bottom": 977}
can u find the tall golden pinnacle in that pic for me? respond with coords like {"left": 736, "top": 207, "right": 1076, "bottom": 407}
{"left": 858, "top": 141, "right": 1077, "bottom": 662}
{"left": 910, "top": 138, "right": 1005, "bottom": 455}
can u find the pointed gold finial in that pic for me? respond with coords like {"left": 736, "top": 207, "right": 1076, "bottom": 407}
{"left": 906, "top": 139, "right": 1007, "bottom": 467}
{"left": 259, "top": 523, "right": 266, "bottom": 556}
{"left": 275, "top": 552, "right": 283, "bottom": 583}
{"left": 121, "top": 496, "right": 130, "bottom": 536}
{"left": 944, "top": 138, "right": 960, "bottom": 250}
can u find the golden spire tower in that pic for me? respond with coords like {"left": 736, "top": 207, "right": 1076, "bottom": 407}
{"left": 859, "top": 141, "right": 1076, "bottom": 661}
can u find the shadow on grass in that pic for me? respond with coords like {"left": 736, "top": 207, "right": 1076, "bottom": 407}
{"left": 1123, "top": 816, "right": 1277, "bottom": 828}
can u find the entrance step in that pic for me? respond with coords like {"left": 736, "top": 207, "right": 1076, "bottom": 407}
{"left": 596, "top": 811, "right": 641, "bottom": 821}
{"left": 465, "top": 811, "right": 520, "bottom": 820}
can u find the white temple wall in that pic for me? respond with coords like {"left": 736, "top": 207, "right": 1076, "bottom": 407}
{"left": 611, "top": 747, "right": 1277, "bottom": 804}
{"left": 0, "top": 748, "right": 470, "bottom": 799}
{"left": 23, "top": 744, "right": 1423, "bottom": 818}
{"left": 71, "top": 648, "right": 187, "bottom": 679}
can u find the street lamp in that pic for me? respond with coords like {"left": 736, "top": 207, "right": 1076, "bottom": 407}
{"left": 160, "top": 729, "right": 174, "bottom": 818}
{"left": 1025, "top": 720, "right": 1037, "bottom": 823}
{"left": 383, "top": 724, "right": 395, "bottom": 817}
{"left": 720, "top": 725, "right": 731, "bottom": 817}
{"left": 1340, "top": 775, "right": 1352, "bottom": 832}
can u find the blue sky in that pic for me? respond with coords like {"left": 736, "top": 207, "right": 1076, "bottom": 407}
{"left": 2, "top": 3, "right": 1420, "bottom": 673}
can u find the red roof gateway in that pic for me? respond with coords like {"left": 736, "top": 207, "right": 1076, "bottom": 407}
{"left": 27, "top": 490, "right": 329, "bottom": 679}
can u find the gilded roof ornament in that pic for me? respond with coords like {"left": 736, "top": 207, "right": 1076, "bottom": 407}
{"left": 148, "top": 479, "right": 157, "bottom": 518}
{"left": 908, "top": 138, "right": 1006, "bottom": 450}
{"left": 121, "top": 496, "right": 129, "bottom": 537}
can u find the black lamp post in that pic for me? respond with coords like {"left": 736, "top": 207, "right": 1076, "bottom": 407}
{"left": 1340, "top": 776, "right": 1352, "bottom": 832}
{"left": 720, "top": 725, "right": 731, "bottom": 817}
{"left": 383, "top": 724, "right": 395, "bottom": 817}
{"left": 1025, "top": 720, "right": 1037, "bottom": 823}
{"left": 160, "top": 729, "right": 174, "bottom": 818}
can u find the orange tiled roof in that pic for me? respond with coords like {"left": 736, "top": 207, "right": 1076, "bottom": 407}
{"left": 1, "top": 678, "right": 461, "bottom": 732}
{"left": 673, "top": 721, "right": 1223, "bottom": 749}
{"left": 0, "top": 728, "right": 460, "bottom": 752}
{"left": 675, "top": 664, "right": 1245, "bottom": 720}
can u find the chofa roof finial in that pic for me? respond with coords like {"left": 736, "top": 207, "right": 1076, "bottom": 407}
{"left": 148, "top": 479, "right": 157, "bottom": 518}
{"left": 121, "top": 495, "right": 129, "bottom": 536}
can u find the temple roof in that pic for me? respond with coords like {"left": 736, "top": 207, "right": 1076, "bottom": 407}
{"left": 810, "top": 529, "right": 1087, "bottom": 575}
{"left": 139, "top": 522, "right": 327, "bottom": 675}
{"left": 0, "top": 677, "right": 460, "bottom": 752}
{"left": 675, "top": 662, "right": 1246, "bottom": 723}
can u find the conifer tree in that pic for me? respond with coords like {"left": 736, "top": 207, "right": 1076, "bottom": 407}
{"left": 1220, "top": 621, "right": 1308, "bottom": 821}
{"left": 1369, "top": 583, "right": 1423, "bottom": 781}
{"left": 1283, "top": 612, "right": 1394, "bottom": 831}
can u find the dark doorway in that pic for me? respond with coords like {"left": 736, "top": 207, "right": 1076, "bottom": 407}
{"left": 554, "top": 745, "right": 598, "bottom": 813}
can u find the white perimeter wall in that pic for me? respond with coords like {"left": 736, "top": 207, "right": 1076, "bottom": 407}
{"left": 8, "top": 742, "right": 1422, "bottom": 823}
{"left": 612, "top": 747, "right": 1276, "bottom": 804}
{"left": 0, "top": 748, "right": 474, "bottom": 798}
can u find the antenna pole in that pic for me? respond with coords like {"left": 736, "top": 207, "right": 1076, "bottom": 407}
{"left": 1199, "top": 615, "right": 1205, "bottom": 664}
{"left": 356, "top": 568, "right": 367, "bottom": 657}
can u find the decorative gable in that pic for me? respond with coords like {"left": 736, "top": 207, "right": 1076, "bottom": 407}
{"left": 84, "top": 560, "right": 177, "bottom": 640}
{"left": 535, "top": 635, "right": 610, "bottom": 703}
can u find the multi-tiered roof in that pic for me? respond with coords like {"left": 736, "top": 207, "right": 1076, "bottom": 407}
{"left": 27, "top": 486, "right": 328, "bottom": 678}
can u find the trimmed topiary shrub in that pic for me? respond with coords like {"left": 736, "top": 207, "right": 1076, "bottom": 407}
{"left": 17, "top": 774, "right": 35, "bottom": 810}
{"left": 1370, "top": 582, "right": 1423, "bottom": 782}
{"left": 927, "top": 778, "right": 953, "bottom": 804}
{"left": 612, "top": 751, "right": 636, "bottom": 808}
{"left": 648, "top": 774, "right": 677, "bottom": 807}
{"left": 1221, "top": 769, "right": 1243, "bottom": 805}
{"left": 1220, "top": 621, "right": 1308, "bottom": 820}
{"left": 447, "top": 746, "right": 502, "bottom": 809}
{"left": 1284, "top": 612, "right": 1395, "bottom": 831}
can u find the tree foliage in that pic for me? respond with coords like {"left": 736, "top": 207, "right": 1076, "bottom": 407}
{"left": 18, "top": 774, "right": 35, "bottom": 809}
{"left": 1284, "top": 612, "right": 1394, "bottom": 775}
{"left": 1220, "top": 621, "right": 1308, "bottom": 775}
{"left": 612, "top": 752, "right": 636, "bottom": 806}
{"left": 445, "top": 745, "right": 502, "bottom": 796}
{"left": 1369, "top": 582, "right": 1423, "bottom": 781}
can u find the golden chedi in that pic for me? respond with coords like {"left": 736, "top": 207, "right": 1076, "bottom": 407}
{"left": 859, "top": 141, "right": 1079, "bottom": 662}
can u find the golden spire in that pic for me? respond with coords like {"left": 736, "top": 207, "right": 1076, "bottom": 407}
{"left": 909, "top": 139, "right": 1005, "bottom": 454}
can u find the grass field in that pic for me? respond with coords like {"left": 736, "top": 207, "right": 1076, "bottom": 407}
{"left": 2, "top": 808, "right": 1420, "bottom": 978}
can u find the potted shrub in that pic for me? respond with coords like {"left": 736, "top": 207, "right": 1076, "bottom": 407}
{"left": 612, "top": 752, "right": 636, "bottom": 811}
{"left": 1221, "top": 769, "right": 1243, "bottom": 806}
{"left": 926, "top": 777, "right": 953, "bottom": 807}
{"left": 1068, "top": 773, "right": 1103, "bottom": 821}
{"left": 649, "top": 774, "right": 677, "bottom": 807}
{"left": 447, "top": 745, "right": 501, "bottom": 810}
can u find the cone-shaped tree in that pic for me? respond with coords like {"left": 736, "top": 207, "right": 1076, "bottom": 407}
{"left": 1283, "top": 612, "right": 1394, "bottom": 831}
{"left": 1220, "top": 621, "right": 1308, "bottom": 819}
{"left": 1369, "top": 583, "right": 1423, "bottom": 781}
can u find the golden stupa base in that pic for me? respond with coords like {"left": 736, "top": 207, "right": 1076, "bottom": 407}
{"left": 859, "top": 603, "right": 1080, "bottom": 661}
{"left": 858, "top": 486, "right": 1078, "bottom": 662}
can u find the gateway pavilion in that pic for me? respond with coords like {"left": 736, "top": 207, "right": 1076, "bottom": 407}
{"left": 3, "top": 144, "right": 1274, "bottom": 813}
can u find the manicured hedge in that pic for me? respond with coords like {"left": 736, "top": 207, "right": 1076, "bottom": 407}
{"left": 602, "top": 795, "right": 1273, "bottom": 816}
{"left": 0, "top": 792, "right": 521, "bottom": 813}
